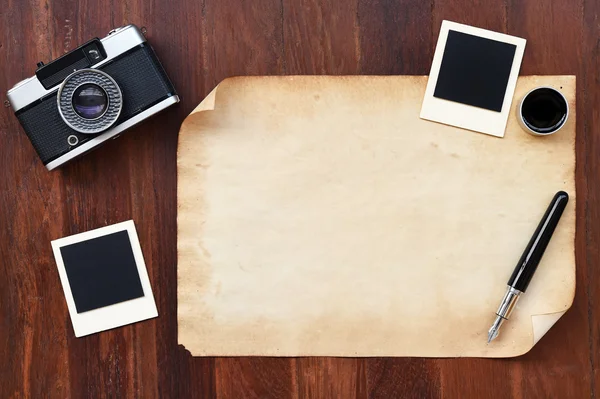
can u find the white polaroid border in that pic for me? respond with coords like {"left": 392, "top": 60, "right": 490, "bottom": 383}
{"left": 420, "top": 20, "right": 526, "bottom": 137}
{"left": 51, "top": 220, "right": 158, "bottom": 337}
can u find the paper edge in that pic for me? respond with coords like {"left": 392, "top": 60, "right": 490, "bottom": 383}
{"left": 177, "top": 79, "right": 229, "bottom": 353}
{"left": 191, "top": 83, "right": 219, "bottom": 114}
{"left": 531, "top": 311, "right": 568, "bottom": 345}
{"left": 503, "top": 76, "right": 576, "bottom": 357}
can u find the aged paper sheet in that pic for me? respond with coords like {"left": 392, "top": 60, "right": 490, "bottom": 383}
{"left": 178, "top": 76, "right": 575, "bottom": 357}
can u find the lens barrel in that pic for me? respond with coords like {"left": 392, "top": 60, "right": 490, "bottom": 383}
{"left": 57, "top": 69, "right": 122, "bottom": 134}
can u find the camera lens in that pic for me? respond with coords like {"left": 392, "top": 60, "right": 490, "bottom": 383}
{"left": 57, "top": 69, "right": 122, "bottom": 134}
{"left": 72, "top": 84, "right": 108, "bottom": 119}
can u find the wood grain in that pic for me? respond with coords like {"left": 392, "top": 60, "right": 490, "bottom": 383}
{"left": 0, "top": 0, "right": 595, "bottom": 398}
{"left": 508, "top": 3, "right": 591, "bottom": 399}
{"left": 581, "top": 0, "right": 600, "bottom": 397}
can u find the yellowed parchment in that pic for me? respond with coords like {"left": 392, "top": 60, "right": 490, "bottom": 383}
{"left": 177, "top": 76, "right": 575, "bottom": 357}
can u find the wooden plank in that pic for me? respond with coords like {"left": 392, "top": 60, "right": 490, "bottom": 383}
{"left": 357, "top": 1, "right": 437, "bottom": 397}
{"left": 190, "top": 0, "right": 294, "bottom": 397}
{"left": 507, "top": 1, "right": 590, "bottom": 398}
{"left": 0, "top": 0, "right": 73, "bottom": 398}
{"left": 358, "top": 0, "right": 433, "bottom": 75}
{"left": 281, "top": 1, "right": 364, "bottom": 397}
{"left": 283, "top": 0, "right": 360, "bottom": 74}
{"left": 127, "top": 2, "right": 217, "bottom": 397}
{"left": 431, "top": 1, "right": 520, "bottom": 398}
{"left": 581, "top": 0, "right": 600, "bottom": 397}
{"left": 214, "top": 358, "right": 295, "bottom": 398}
{"left": 429, "top": 1, "right": 591, "bottom": 398}
{"left": 294, "top": 358, "right": 365, "bottom": 399}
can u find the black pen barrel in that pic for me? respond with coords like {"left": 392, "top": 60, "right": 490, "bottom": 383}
{"left": 508, "top": 191, "right": 569, "bottom": 292}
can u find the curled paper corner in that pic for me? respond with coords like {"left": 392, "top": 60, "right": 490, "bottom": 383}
{"left": 191, "top": 84, "right": 219, "bottom": 114}
{"left": 531, "top": 311, "right": 567, "bottom": 345}
{"left": 178, "top": 82, "right": 221, "bottom": 149}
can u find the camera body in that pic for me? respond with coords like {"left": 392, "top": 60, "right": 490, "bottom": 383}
{"left": 7, "top": 25, "right": 179, "bottom": 170}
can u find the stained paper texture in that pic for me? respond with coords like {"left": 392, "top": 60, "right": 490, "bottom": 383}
{"left": 178, "top": 76, "right": 575, "bottom": 357}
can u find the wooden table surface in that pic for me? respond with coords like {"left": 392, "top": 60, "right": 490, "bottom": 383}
{"left": 0, "top": 0, "right": 595, "bottom": 398}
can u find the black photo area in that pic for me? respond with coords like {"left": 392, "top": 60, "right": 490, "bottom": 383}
{"left": 60, "top": 230, "right": 145, "bottom": 313}
{"left": 434, "top": 30, "right": 517, "bottom": 112}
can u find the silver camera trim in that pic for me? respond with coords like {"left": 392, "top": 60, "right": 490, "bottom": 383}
{"left": 45, "top": 95, "right": 179, "bottom": 170}
{"left": 7, "top": 25, "right": 145, "bottom": 112}
{"left": 57, "top": 69, "right": 123, "bottom": 134}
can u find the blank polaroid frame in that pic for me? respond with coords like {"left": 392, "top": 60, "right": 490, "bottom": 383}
{"left": 51, "top": 220, "right": 158, "bottom": 337}
{"left": 420, "top": 20, "right": 526, "bottom": 137}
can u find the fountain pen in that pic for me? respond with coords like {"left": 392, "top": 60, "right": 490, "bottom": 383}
{"left": 487, "top": 191, "right": 569, "bottom": 343}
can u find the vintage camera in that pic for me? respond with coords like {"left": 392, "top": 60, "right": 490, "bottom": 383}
{"left": 7, "top": 25, "right": 179, "bottom": 170}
